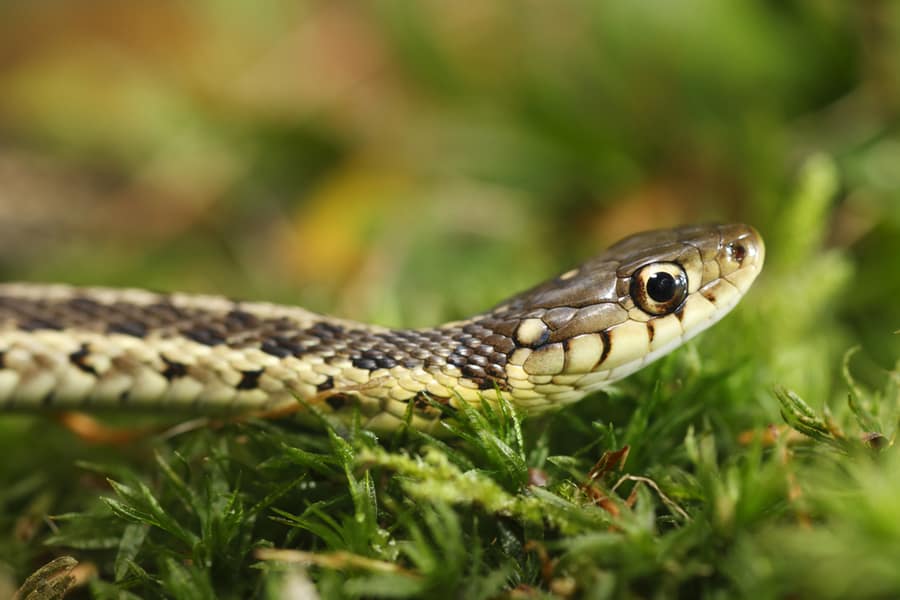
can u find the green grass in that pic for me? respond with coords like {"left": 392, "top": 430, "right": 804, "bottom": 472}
{"left": 1, "top": 159, "right": 898, "bottom": 599}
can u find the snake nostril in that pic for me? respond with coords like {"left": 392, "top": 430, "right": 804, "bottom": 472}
{"left": 727, "top": 243, "right": 746, "bottom": 264}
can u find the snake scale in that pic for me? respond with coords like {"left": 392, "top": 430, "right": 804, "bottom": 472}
{"left": 0, "top": 224, "right": 763, "bottom": 432}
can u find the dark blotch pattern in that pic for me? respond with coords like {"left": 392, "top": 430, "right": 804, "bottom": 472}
{"left": 237, "top": 368, "right": 264, "bottom": 390}
{"left": 413, "top": 391, "right": 432, "bottom": 410}
{"left": 20, "top": 318, "right": 63, "bottom": 331}
{"left": 226, "top": 309, "right": 259, "bottom": 328}
{"left": 108, "top": 321, "right": 148, "bottom": 338}
{"left": 161, "top": 356, "right": 188, "bottom": 380}
{"left": 325, "top": 394, "right": 350, "bottom": 411}
{"left": 184, "top": 327, "right": 226, "bottom": 346}
{"left": 69, "top": 344, "right": 98, "bottom": 375}
{"left": 598, "top": 330, "right": 612, "bottom": 365}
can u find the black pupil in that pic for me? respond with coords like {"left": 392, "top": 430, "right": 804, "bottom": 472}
{"left": 646, "top": 272, "right": 677, "bottom": 302}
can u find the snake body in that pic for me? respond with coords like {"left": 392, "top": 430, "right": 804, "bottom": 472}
{"left": 0, "top": 224, "right": 763, "bottom": 431}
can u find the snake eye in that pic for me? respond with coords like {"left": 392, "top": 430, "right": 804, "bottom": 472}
{"left": 630, "top": 262, "right": 688, "bottom": 316}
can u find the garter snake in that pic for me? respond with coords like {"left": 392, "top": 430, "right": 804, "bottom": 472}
{"left": 0, "top": 223, "right": 764, "bottom": 431}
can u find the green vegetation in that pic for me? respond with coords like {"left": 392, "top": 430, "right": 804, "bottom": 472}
{"left": 0, "top": 2, "right": 898, "bottom": 598}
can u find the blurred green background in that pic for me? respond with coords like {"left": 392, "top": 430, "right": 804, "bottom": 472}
{"left": 0, "top": 1, "right": 897, "bottom": 400}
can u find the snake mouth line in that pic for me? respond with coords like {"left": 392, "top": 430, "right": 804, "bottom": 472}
{"left": 0, "top": 223, "right": 764, "bottom": 432}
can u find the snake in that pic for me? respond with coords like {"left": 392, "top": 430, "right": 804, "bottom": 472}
{"left": 0, "top": 223, "right": 763, "bottom": 432}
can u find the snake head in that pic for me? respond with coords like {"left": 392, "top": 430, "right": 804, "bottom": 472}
{"left": 485, "top": 223, "right": 765, "bottom": 404}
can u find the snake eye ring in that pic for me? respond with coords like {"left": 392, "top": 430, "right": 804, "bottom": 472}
{"left": 630, "top": 262, "right": 688, "bottom": 316}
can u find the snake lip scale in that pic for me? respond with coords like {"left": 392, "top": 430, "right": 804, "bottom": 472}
{"left": 0, "top": 223, "right": 764, "bottom": 432}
